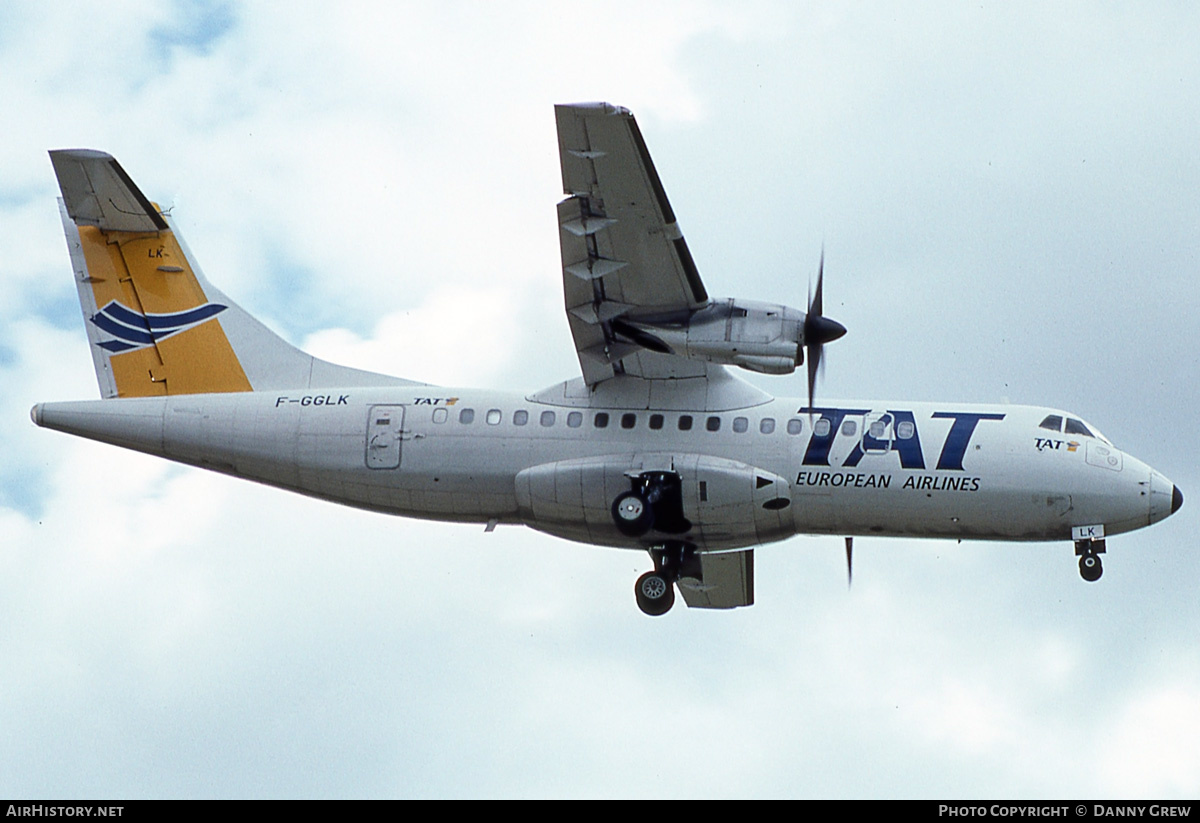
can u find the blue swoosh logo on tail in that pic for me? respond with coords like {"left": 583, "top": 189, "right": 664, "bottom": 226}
{"left": 91, "top": 301, "right": 228, "bottom": 352}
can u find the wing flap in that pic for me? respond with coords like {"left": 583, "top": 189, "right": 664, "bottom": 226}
{"left": 678, "top": 549, "right": 755, "bottom": 609}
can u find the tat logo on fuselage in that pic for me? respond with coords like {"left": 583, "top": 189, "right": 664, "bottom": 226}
{"left": 1036, "top": 438, "right": 1080, "bottom": 452}
{"left": 413, "top": 397, "right": 459, "bottom": 406}
{"left": 798, "top": 407, "right": 1006, "bottom": 470}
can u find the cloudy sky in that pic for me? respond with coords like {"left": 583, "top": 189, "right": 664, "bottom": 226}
{"left": 2, "top": 0, "right": 1197, "bottom": 799}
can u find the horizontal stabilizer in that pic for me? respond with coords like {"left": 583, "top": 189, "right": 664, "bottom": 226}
{"left": 50, "top": 149, "right": 168, "bottom": 233}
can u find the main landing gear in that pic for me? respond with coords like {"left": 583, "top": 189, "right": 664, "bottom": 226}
{"left": 613, "top": 492, "right": 655, "bottom": 537}
{"left": 635, "top": 569, "right": 674, "bottom": 616}
{"left": 633, "top": 543, "right": 698, "bottom": 617}
{"left": 610, "top": 471, "right": 692, "bottom": 538}
{"left": 1075, "top": 538, "right": 1105, "bottom": 582}
{"left": 612, "top": 473, "right": 697, "bottom": 615}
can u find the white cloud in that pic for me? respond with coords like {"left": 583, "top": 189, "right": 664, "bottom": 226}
{"left": 1098, "top": 682, "right": 1200, "bottom": 797}
{"left": 302, "top": 284, "right": 523, "bottom": 386}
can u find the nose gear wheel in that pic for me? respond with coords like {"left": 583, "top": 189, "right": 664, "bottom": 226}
{"left": 1075, "top": 539, "right": 1105, "bottom": 582}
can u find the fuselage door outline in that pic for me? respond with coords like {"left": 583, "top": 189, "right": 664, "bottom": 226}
{"left": 366, "top": 404, "right": 406, "bottom": 469}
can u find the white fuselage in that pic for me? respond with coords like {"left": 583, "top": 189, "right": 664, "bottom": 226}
{"left": 32, "top": 387, "right": 1176, "bottom": 553}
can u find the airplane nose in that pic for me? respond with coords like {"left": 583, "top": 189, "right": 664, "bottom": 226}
{"left": 1149, "top": 472, "right": 1180, "bottom": 524}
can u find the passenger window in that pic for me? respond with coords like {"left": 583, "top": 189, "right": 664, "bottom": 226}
{"left": 678, "top": 415, "right": 693, "bottom": 431}
{"left": 513, "top": 410, "right": 529, "bottom": 426}
{"left": 432, "top": 408, "right": 448, "bottom": 424}
{"left": 869, "top": 420, "right": 887, "bottom": 439}
{"left": 593, "top": 412, "right": 609, "bottom": 429}
{"left": 567, "top": 411, "right": 582, "bottom": 428}
{"left": 787, "top": 419, "right": 803, "bottom": 435}
{"left": 896, "top": 420, "right": 915, "bottom": 439}
{"left": 706, "top": 416, "right": 721, "bottom": 432}
{"left": 1039, "top": 415, "right": 1063, "bottom": 432}
{"left": 459, "top": 408, "right": 475, "bottom": 424}
{"left": 813, "top": 419, "right": 831, "bottom": 437}
{"left": 486, "top": 409, "right": 501, "bottom": 425}
{"left": 760, "top": 418, "right": 776, "bottom": 434}
{"left": 842, "top": 420, "right": 857, "bottom": 437}
{"left": 733, "top": 417, "right": 748, "bottom": 433}
{"left": 649, "top": 414, "right": 664, "bottom": 430}
{"left": 1065, "top": 418, "right": 1094, "bottom": 437}
{"left": 540, "top": 410, "right": 556, "bottom": 427}
{"left": 621, "top": 413, "right": 636, "bottom": 430}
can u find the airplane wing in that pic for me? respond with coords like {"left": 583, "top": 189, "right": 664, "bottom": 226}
{"left": 678, "top": 549, "right": 754, "bottom": 609}
{"left": 555, "top": 103, "right": 712, "bottom": 386}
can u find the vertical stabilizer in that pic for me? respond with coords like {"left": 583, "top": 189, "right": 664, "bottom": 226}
{"left": 50, "top": 149, "right": 416, "bottom": 398}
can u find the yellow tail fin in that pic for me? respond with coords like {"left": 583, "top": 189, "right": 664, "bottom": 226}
{"left": 51, "top": 149, "right": 418, "bottom": 398}
{"left": 52, "top": 149, "right": 250, "bottom": 397}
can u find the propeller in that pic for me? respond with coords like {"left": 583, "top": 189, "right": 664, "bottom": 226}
{"left": 845, "top": 536, "right": 854, "bottom": 588}
{"left": 801, "top": 248, "right": 848, "bottom": 410}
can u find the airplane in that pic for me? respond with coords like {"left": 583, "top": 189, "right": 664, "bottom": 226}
{"left": 33, "top": 102, "right": 1182, "bottom": 616}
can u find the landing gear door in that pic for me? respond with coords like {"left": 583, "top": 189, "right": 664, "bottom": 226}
{"left": 366, "top": 405, "right": 405, "bottom": 469}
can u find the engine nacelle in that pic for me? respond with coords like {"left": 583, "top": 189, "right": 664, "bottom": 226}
{"left": 623, "top": 299, "right": 805, "bottom": 375}
{"left": 514, "top": 452, "right": 796, "bottom": 551}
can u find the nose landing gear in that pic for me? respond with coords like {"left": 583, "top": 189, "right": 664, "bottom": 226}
{"left": 1075, "top": 538, "right": 1105, "bottom": 582}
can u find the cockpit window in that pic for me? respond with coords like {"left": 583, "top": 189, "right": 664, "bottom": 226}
{"left": 1038, "top": 413, "right": 1110, "bottom": 444}
{"left": 1039, "top": 415, "right": 1063, "bottom": 432}
{"left": 1064, "top": 418, "right": 1094, "bottom": 437}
